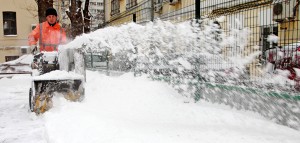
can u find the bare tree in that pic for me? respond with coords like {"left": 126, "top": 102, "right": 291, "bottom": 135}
{"left": 66, "top": 0, "right": 82, "bottom": 38}
{"left": 66, "top": 0, "right": 90, "bottom": 38}
{"left": 35, "top": 0, "right": 53, "bottom": 23}
{"left": 83, "top": 0, "right": 91, "bottom": 33}
{"left": 22, "top": 1, "right": 38, "bottom": 19}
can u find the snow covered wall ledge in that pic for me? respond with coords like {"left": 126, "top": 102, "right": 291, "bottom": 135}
{"left": 60, "top": 19, "right": 299, "bottom": 130}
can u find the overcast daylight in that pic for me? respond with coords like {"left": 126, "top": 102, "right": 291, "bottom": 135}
{"left": 0, "top": 0, "right": 300, "bottom": 143}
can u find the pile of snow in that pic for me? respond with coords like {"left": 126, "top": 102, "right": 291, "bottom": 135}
{"left": 1, "top": 16, "right": 298, "bottom": 143}
{"left": 3, "top": 54, "right": 33, "bottom": 65}
{"left": 1, "top": 65, "right": 300, "bottom": 143}
{"left": 57, "top": 20, "right": 300, "bottom": 130}
{"left": 0, "top": 54, "right": 33, "bottom": 74}
{"left": 0, "top": 75, "right": 46, "bottom": 143}
{"left": 42, "top": 71, "right": 300, "bottom": 143}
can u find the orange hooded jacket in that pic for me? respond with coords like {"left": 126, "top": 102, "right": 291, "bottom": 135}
{"left": 28, "top": 21, "right": 66, "bottom": 52}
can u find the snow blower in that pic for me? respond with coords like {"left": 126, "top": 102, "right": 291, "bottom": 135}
{"left": 29, "top": 48, "right": 85, "bottom": 114}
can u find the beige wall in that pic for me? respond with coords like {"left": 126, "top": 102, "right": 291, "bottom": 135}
{"left": 0, "top": 47, "right": 21, "bottom": 63}
{"left": 0, "top": 0, "right": 38, "bottom": 63}
{"left": 106, "top": 0, "right": 147, "bottom": 25}
{"left": 105, "top": 0, "right": 111, "bottom": 24}
{"left": 104, "top": 0, "right": 299, "bottom": 79}
{"left": 0, "top": 0, "right": 38, "bottom": 47}
{"left": 105, "top": 0, "right": 198, "bottom": 25}
{"left": 156, "top": 0, "right": 195, "bottom": 22}
{"left": 278, "top": 10, "right": 300, "bottom": 45}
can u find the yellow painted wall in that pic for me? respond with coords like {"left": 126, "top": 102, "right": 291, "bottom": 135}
{"left": 0, "top": 0, "right": 38, "bottom": 63}
{"left": 278, "top": 11, "right": 299, "bottom": 45}
{"left": 0, "top": 47, "right": 21, "bottom": 63}
{"left": 105, "top": 0, "right": 111, "bottom": 24}
{"left": 108, "top": 0, "right": 146, "bottom": 26}
{"left": 0, "top": 0, "right": 38, "bottom": 48}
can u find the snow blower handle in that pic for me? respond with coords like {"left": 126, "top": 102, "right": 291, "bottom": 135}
{"left": 30, "top": 45, "right": 37, "bottom": 55}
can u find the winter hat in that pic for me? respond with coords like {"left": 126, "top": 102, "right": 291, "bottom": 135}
{"left": 45, "top": 8, "right": 57, "bottom": 17}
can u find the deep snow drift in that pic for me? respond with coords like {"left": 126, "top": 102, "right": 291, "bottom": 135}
{"left": 1, "top": 71, "right": 300, "bottom": 143}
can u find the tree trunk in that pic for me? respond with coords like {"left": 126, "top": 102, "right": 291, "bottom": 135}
{"left": 66, "top": 0, "right": 84, "bottom": 39}
{"left": 36, "top": 0, "right": 53, "bottom": 23}
{"left": 83, "top": 0, "right": 91, "bottom": 33}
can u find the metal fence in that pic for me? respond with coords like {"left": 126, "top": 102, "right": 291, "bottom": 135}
{"left": 108, "top": 0, "right": 299, "bottom": 74}
{"left": 107, "top": 0, "right": 300, "bottom": 81}
{"left": 101, "top": 0, "right": 300, "bottom": 130}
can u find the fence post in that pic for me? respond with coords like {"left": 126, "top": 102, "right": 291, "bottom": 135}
{"left": 151, "top": 0, "right": 154, "bottom": 21}
{"left": 90, "top": 52, "right": 93, "bottom": 68}
{"left": 195, "top": 0, "right": 201, "bottom": 20}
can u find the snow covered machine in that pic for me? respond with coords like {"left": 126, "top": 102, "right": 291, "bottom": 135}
{"left": 29, "top": 48, "right": 85, "bottom": 114}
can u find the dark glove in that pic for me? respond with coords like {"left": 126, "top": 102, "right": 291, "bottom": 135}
{"left": 30, "top": 45, "right": 37, "bottom": 54}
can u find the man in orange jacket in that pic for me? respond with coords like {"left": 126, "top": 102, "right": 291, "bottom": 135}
{"left": 28, "top": 8, "right": 67, "bottom": 53}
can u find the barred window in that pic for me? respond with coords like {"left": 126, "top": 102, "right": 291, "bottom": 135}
{"left": 154, "top": 0, "right": 163, "bottom": 5}
{"left": 126, "top": 0, "right": 137, "bottom": 9}
{"left": 111, "top": 0, "right": 120, "bottom": 16}
{"left": 21, "top": 48, "right": 27, "bottom": 54}
{"left": 5, "top": 56, "right": 19, "bottom": 62}
{"left": 261, "top": 25, "right": 278, "bottom": 59}
{"left": 90, "top": 2, "right": 96, "bottom": 6}
{"left": 3, "top": 11, "right": 17, "bottom": 35}
{"left": 97, "top": 2, "right": 103, "bottom": 6}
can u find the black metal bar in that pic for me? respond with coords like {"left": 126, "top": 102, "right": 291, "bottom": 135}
{"left": 133, "top": 13, "right": 137, "bottom": 22}
{"left": 195, "top": 0, "right": 201, "bottom": 19}
{"left": 0, "top": 72, "right": 32, "bottom": 75}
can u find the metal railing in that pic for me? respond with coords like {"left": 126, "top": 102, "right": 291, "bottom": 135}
{"left": 97, "top": 0, "right": 300, "bottom": 129}
{"left": 106, "top": 0, "right": 300, "bottom": 81}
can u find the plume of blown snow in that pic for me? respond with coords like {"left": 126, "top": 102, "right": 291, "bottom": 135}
{"left": 267, "top": 34, "right": 279, "bottom": 44}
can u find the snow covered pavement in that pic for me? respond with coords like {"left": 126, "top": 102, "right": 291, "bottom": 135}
{"left": 0, "top": 75, "right": 46, "bottom": 143}
{"left": 1, "top": 71, "right": 300, "bottom": 143}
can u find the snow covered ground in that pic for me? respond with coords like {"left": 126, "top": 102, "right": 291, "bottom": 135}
{"left": 1, "top": 71, "right": 300, "bottom": 143}
{"left": 0, "top": 17, "right": 299, "bottom": 140}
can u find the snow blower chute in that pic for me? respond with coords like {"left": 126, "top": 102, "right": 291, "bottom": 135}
{"left": 29, "top": 48, "right": 85, "bottom": 114}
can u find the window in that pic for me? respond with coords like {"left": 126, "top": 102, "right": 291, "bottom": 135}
{"left": 126, "top": 0, "right": 137, "bottom": 9}
{"left": 21, "top": 48, "right": 27, "bottom": 54}
{"left": 3, "top": 12, "right": 17, "bottom": 35}
{"left": 111, "top": 0, "right": 120, "bottom": 16}
{"left": 261, "top": 25, "right": 278, "bottom": 59}
{"left": 154, "top": 0, "right": 163, "bottom": 5}
{"left": 5, "top": 56, "right": 19, "bottom": 62}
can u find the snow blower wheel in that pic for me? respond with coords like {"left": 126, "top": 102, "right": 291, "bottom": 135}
{"left": 29, "top": 88, "right": 34, "bottom": 112}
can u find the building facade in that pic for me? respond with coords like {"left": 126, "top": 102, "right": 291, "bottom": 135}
{"left": 89, "top": 0, "right": 105, "bottom": 30}
{"left": 104, "top": 0, "right": 300, "bottom": 78}
{"left": 0, "top": 0, "right": 38, "bottom": 63}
